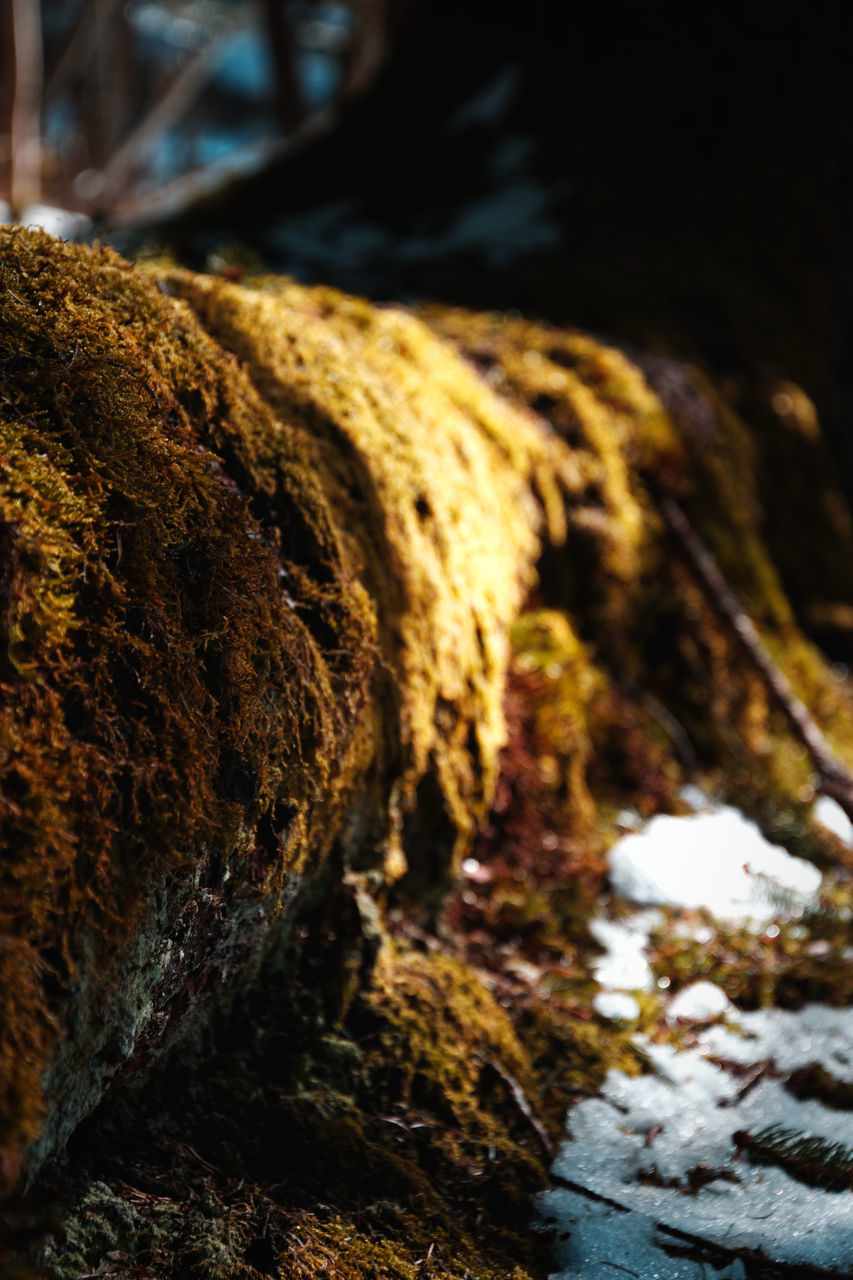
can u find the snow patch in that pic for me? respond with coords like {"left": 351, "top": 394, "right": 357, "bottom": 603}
{"left": 19, "top": 205, "right": 91, "bottom": 241}
{"left": 666, "top": 980, "right": 733, "bottom": 1023}
{"left": 592, "top": 991, "right": 641, "bottom": 1022}
{"left": 608, "top": 807, "right": 821, "bottom": 925}
{"left": 813, "top": 794, "right": 853, "bottom": 846}
{"left": 588, "top": 912, "right": 660, "bottom": 993}
{"left": 546, "top": 1010, "right": 853, "bottom": 1272}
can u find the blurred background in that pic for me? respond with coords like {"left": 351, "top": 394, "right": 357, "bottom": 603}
{"left": 1, "top": 1, "right": 851, "bottom": 488}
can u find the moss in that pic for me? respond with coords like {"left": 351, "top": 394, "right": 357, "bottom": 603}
{"left": 0, "top": 226, "right": 388, "bottom": 1183}
{"left": 31, "top": 929, "right": 558, "bottom": 1279}
{"left": 645, "top": 875, "right": 853, "bottom": 1013}
{"left": 1, "top": 230, "right": 571, "bottom": 1188}
{"left": 6, "top": 236, "right": 853, "bottom": 1277}
{"left": 425, "top": 302, "right": 853, "bottom": 837}
{"left": 156, "top": 270, "right": 574, "bottom": 897}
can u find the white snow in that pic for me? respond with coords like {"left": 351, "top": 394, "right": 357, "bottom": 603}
{"left": 542, "top": 1185, "right": 747, "bottom": 1280}
{"left": 608, "top": 806, "right": 822, "bottom": 925}
{"left": 544, "top": 801, "right": 850, "bottom": 1276}
{"left": 545, "top": 1009, "right": 853, "bottom": 1272}
{"left": 19, "top": 204, "right": 91, "bottom": 240}
{"left": 592, "top": 991, "right": 641, "bottom": 1022}
{"left": 588, "top": 913, "right": 660, "bottom": 993}
{"left": 666, "top": 980, "right": 733, "bottom": 1023}
{"left": 813, "top": 794, "right": 853, "bottom": 846}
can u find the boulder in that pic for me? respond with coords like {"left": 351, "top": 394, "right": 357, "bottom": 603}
{"left": 0, "top": 226, "right": 567, "bottom": 1191}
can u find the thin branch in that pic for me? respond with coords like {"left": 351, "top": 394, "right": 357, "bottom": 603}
{"left": 91, "top": 19, "right": 243, "bottom": 210}
{"left": 5, "top": 0, "right": 44, "bottom": 212}
{"left": 44, "top": 0, "right": 98, "bottom": 102}
{"left": 343, "top": 0, "right": 388, "bottom": 99}
{"left": 259, "top": 0, "right": 305, "bottom": 132}
{"left": 661, "top": 496, "right": 853, "bottom": 820}
{"left": 480, "top": 1057, "right": 553, "bottom": 1159}
{"left": 107, "top": 105, "right": 336, "bottom": 228}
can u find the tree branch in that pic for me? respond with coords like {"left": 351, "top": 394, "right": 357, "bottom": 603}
{"left": 4, "top": 0, "right": 43, "bottom": 213}
{"left": 661, "top": 495, "right": 853, "bottom": 821}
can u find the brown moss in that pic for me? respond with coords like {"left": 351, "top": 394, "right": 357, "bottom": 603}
{"left": 0, "top": 227, "right": 399, "bottom": 1181}
{"left": 7, "top": 236, "right": 853, "bottom": 1277}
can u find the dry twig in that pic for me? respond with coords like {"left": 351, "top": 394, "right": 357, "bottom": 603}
{"left": 662, "top": 495, "right": 853, "bottom": 821}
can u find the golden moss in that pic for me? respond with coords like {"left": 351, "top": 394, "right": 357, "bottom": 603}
{"left": 425, "top": 302, "right": 853, "bottom": 829}
{"left": 7, "top": 233, "right": 853, "bottom": 1278}
{"left": 0, "top": 227, "right": 404, "bottom": 1179}
{"left": 156, "top": 271, "right": 575, "bottom": 892}
{"left": 0, "top": 230, "right": 574, "bottom": 1190}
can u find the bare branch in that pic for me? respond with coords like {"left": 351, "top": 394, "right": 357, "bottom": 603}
{"left": 5, "top": 0, "right": 44, "bottom": 212}
{"left": 661, "top": 495, "right": 853, "bottom": 821}
{"left": 107, "top": 106, "right": 337, "bottom": 229}
{"left": 343, "top": 0, "right": 388, "bottom": 99}
{"left": 44, "top": 0, "right": 122, "bottom": 104}
{"left": 90, "top": 18, "right": 243, "bottom": 212}
{"left": 259, "top": 0, "right": 305, "bottom": 132}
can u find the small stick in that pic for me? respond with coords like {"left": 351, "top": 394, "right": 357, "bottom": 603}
{"left": 481, "top": 1057, "right": 553, "bottom": 1159}
{"left": 661, "top": 496, "right": 853, "bottom": 821}
{"left": 4, "top": 0, "right": 44, "bottom": 213}
{"left": 93, "top": 20, "right": 242, "bottom": 209}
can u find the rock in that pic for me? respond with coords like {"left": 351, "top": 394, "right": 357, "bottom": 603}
{"left": 4, "top": 227, "right": 853, "bottom": 1280}
{"left": 0, "top": 226, "right": 567, "bottom": 1191}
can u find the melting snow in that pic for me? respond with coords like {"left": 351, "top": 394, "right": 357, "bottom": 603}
{"left": 665, "top": 980, "right": 733, "bottom": 1023}
{"left": 588, "top": 913, "right": 659, "bottom": 993}
{"left": 544, "top": 1011, "right": 853, "bottom": 1273}
{"left": 607, "top": 806, "right": 821, "bottom": 925}
{"left": 813, "top": 794, "right": 853, "bottom": 847}
{"left": 543, "top": 801, "right": 852, "bottom": 1276}
{"left": 591, "top": 991, "right": 641, "bottom": 1023}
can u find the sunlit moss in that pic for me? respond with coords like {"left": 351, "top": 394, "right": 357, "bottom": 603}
{"left": 156, "top": 270, "right": 575, "bottom": 895}
{"left": 425, "top": 302, "right": 853, "bottom": 837}
{"left": 0, "top": 229, "right": 571, "bottom": 1188}
{"left": 7, "top": 232, "right": 853, "bottom": 1278}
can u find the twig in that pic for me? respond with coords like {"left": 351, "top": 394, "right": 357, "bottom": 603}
{"left": 480, "top": 1057, "right": 553, "bottom": 1159}
{"left": 107, "top": 107, "right": 335, "bottom": 228}
{"left": 661, "top": 496, "right": 853, "bottom": 822}
{"left": 92, "top": 18, "right": 243, "bottom": 209}
{"left": 4, "top": 0, "right": 44, "bottom": 212}
{"left": 259, "top": 0, "right": 305, "bottom": 132}
{"left": 343, "top": 0, "right": 388, "bottom": 99}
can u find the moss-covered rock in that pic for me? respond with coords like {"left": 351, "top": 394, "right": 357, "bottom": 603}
{"left": 0, "top": 227, "right": 566, "bottom": 1193}
{"left": 4, "top": 230, "right": 853, "bottom": 1279}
